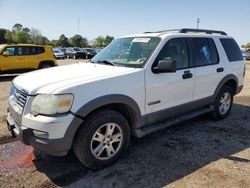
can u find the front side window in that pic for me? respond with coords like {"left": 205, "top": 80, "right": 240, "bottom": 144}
{"left": 3, "top": 47, "right": 16, "bottom": 56}
{"left": 155, "top": 38, "right": 189, "bottom": 70}
{"left": 92, "top": 37, "right": 161, "bottom": 68}
{"left": 192, "top": 38, "right": 219, "bottom": 66}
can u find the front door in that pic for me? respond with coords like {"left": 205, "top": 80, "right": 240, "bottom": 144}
{"left": 145, "top": 38, "right": 194, "bottom": 123}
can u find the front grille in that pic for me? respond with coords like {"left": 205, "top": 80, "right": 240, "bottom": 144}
{"left": 9, "top": 86, "right": 28, "bottom": 125}
{"left": 14, "top": 89, "right": 28, "bottom": 108}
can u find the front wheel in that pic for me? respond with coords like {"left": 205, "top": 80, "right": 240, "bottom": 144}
{"left": 73, "top": 110, "right": 130, "bottom": 169}
{"left": 211, "top": 85, "right": 233, "bottom": 120}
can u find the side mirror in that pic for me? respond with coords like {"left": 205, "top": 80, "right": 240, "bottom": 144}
{"left": 153, "top": 60, "right": 176, "bottom": 73}
{"left": 3, "top": 51, "right": 10, "bottom": 56}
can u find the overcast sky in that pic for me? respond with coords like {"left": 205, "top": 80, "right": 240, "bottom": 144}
{"left": 0, "top": 0, "right": 249, "bottom": 45}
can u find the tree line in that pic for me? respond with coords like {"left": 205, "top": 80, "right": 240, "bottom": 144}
{"left": 0, "top": 23, "right": 114, "bottom": 48}
{"left": 241, "top": 43, "right": 250, "bottom": 50}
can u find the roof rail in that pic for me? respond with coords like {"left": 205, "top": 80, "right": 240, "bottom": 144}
{"left": 180, "top": 28, "right": 227, "bottom": 35}
{"left": 144, "top": 28, "right": 227, "bottom": 35}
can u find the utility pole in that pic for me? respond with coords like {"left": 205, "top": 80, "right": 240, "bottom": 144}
{"left": 197, "top": 18, "right": 200, "bottom": 29}
{"left": 77, "top": 17, "right": 80, "bottom": 34}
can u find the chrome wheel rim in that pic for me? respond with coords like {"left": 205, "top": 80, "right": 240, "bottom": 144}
{"left": 90, "top": 123, "right": 123, "bottom": 160}
{"left": 219, "top": 92, "right": 231, "bottom": 115}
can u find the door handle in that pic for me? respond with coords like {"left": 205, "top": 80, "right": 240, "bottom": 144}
{"left": 217, "top": 67, "right": 224, "bottom": 73}
{"left": 182, "top": 70, "right": 193, "bottom": 79}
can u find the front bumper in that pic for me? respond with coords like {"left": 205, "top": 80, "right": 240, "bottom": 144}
{"left": 7, "top": 112, "right": 83, "bottom": 156}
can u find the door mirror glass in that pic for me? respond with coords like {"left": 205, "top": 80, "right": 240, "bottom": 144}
{"left": 153, "top": 60, "right": 176, "bottom": 73}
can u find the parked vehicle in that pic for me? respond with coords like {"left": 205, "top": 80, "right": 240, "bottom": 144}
{"left": 58, "top": 47, "right": 67, "bottom": 57}
{"left": 0, "top": 44, "right": 57, "bottom": 74}
{"left": 66, "top": 47, "right": 85, "bottom": 59}
{"left": 95, "top": 48, "right": 102, "bottom": 53}
{"left": 53, "top": 49, "right": 65, "bottom": 59}
{"left": 244, "top": 52, "right": 250, "bottom": 60}
{"left": 81, "top": 48, "right": 97, "bottom": 59}
{"left": 7, "top": 29, "right": 244, "bottom": 169}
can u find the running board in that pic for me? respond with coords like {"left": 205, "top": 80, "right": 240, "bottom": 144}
{"left": 134, "top": 105, "right": 214, "bottom": 138}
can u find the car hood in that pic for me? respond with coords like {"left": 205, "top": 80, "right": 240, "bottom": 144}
{"left": 13, "top": 63, "right": 138, "bottom": 95}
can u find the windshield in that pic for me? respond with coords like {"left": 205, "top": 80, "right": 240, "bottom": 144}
{"left": 92, "top": 37, "right": 161, "bottom": 68}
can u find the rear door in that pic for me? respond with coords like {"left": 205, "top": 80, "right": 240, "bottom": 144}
{"left": 190, "top": 37, "right": 224, "bottom": 100}
{"left": 22, "top": 46, "right": 42, "bottom": 69}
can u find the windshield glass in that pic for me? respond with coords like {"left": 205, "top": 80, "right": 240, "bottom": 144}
{"left": 92, "top": 37, "right": 161, "bottom": 68}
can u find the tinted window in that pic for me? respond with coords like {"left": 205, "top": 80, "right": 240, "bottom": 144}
{"left": 3, "top": 47, "right": 16, "bottom": 56}
{"left": 220, "top": 38, "right": 243, "bottom": 62}
{"left": 156, "top": 38, "right": 189, "bottom": 69}
{"left": 21, "top": 46, "right": 45, "bottom": 55}
{"left": 192, "top": 38, "right": 219, "bottom": 66}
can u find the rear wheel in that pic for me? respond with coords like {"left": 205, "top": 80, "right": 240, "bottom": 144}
{"left": 211, "top": 85, "right": 233, "bottom": 120}
{"left": 73, "top": 110, "right": 130, "bottom": 169}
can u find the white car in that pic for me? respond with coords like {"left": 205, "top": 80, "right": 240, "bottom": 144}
{"left": 7, "top": 28, "right": 244, "bottom": 169}
{"left": 53, "top": 49, "right": 65, "bottom": 59}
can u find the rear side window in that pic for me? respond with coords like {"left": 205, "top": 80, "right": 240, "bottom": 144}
{"left": 21, "top": 46, "right": 45, "bottom": 55}
{"left": 191, "top": 38, "right": 219, "bottom": 67}
{"left": 220, "top": 38, "right": 243, "bottom": 62}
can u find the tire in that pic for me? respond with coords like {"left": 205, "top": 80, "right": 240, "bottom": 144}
{"left": 211, "top": 85, "right": 233, "bottom": 120}
{"left": 39, "top": 62, "right": 52, "bottom": 69}
{"left": 73, "top": 109, "right": 130, "bottom": 169}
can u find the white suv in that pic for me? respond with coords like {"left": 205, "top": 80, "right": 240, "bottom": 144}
{"left": 7, "top": 28, "right": 244, "bottom": 169}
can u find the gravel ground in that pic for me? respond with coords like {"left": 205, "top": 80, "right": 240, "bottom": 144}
{"left": 0, "top": 60, "right": 249, "bottom": 188}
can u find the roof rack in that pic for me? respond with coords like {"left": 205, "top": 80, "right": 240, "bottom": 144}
{"left": 144, "top": 28, "right": 227, "bottom": 35}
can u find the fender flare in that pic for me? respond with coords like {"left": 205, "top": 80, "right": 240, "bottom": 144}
{"left": 74, "top": 94, "right": 142, "bottom": 128}
{"left": 213, "top": 74, "right": 238, "bottom": 100}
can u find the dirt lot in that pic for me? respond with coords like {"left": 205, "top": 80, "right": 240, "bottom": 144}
{"left": 0, "top": 60, "right": 250, "bottom": 188}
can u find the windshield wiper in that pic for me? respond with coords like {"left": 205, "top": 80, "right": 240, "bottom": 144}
{"left": 96, "top": 60, "right": 116, "bottom": 66}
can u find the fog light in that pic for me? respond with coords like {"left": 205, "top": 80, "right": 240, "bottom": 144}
{"left": 33, "top": 130, "right": 49, "bottom": 139}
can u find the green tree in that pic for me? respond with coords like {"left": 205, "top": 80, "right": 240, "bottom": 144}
{"left": 13, "top": 31, "right": 29, "bottom": 43}
{"left": 246, "top": 43, "right": 250, "bottom": 49}
{"left": 70, "top": 35, "right": 88, "bottom": 47}
{"left": 33, "top": 35, "right": 49, "bottom": 45}
{"left": 29, "top": 28, "right": 41, "bottom": 43}
{"left": 48, "top": 40, "right": 58, "bottom": 47}
{"left": 93, "top": 35, "right": 114, "bottom": 48}
{"left": 0, "top": 29, "right": 7, "bottom": 44}
{"left": 57, "top": 34, "right": 71, "bottom": 47}
{"left": 23, "top": 27, "right": 30, "bottom": 34}
{"left": 12, "top": 23, "right": 23, "bottom": 32}
{"left": 4, "top": 30, "right": 13, "bottom": 43}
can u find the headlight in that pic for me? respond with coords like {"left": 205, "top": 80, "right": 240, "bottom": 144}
{"left": 30, "top": 94, "right": 73, "bottom": 116}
